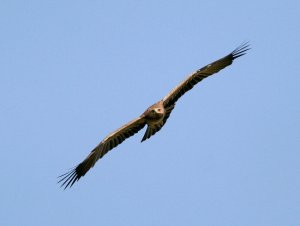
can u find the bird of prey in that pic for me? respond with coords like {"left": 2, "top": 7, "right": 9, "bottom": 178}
{"left": 58, "top": 43, "right": 250, "bottom": 189}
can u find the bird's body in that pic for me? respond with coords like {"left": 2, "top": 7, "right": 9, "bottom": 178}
{"left": 59, "top": 43, "right": 250, "bottom": 189}
{"left": 143, "top": 101, "right": 165, "bottom": 125}
{"left": 141, "top": 100, "right": 175, "bottom": 142}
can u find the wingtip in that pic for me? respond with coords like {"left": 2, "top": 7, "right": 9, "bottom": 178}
{"left": 57, "top": 167, "right": 80, "bottom": 189}
{"left": 232, "top": 42, "right": 251, "bottom": 59}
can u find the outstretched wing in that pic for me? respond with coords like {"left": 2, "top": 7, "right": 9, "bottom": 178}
{"left": 141, "top": 104, "right": 175, "bottom": 142}
{"left": 163, "top": 43, "right": 250, "bottom": 108}
{"left": 58, "top": 116, "right": 146, "bottom": 189}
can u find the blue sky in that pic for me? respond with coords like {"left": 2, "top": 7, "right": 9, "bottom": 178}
{"left": 1, "top": 1, "right": 299, "bottom": 226}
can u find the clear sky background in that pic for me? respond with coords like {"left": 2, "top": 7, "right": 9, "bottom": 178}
{"left": 1, "top": 1, "right": 299, "bottom": 226}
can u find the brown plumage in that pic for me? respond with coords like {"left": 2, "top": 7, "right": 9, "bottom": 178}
{"left": 58, "top": 43, "right": 250, "bottom": 189}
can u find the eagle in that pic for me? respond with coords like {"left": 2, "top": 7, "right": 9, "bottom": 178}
{"left": 59, "top": 43, "right": 250, "bottom": 189}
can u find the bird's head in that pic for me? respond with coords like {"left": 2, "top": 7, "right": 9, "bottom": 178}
{"left": 152, "top": 108, "right": 163, "bottom": 114}
{"left": 145, "top": 107, "right": 164, "bottom": 120}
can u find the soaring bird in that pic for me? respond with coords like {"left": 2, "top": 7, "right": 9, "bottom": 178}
{"left": 58, "top": 43, "right": 250, "bottom": 189}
